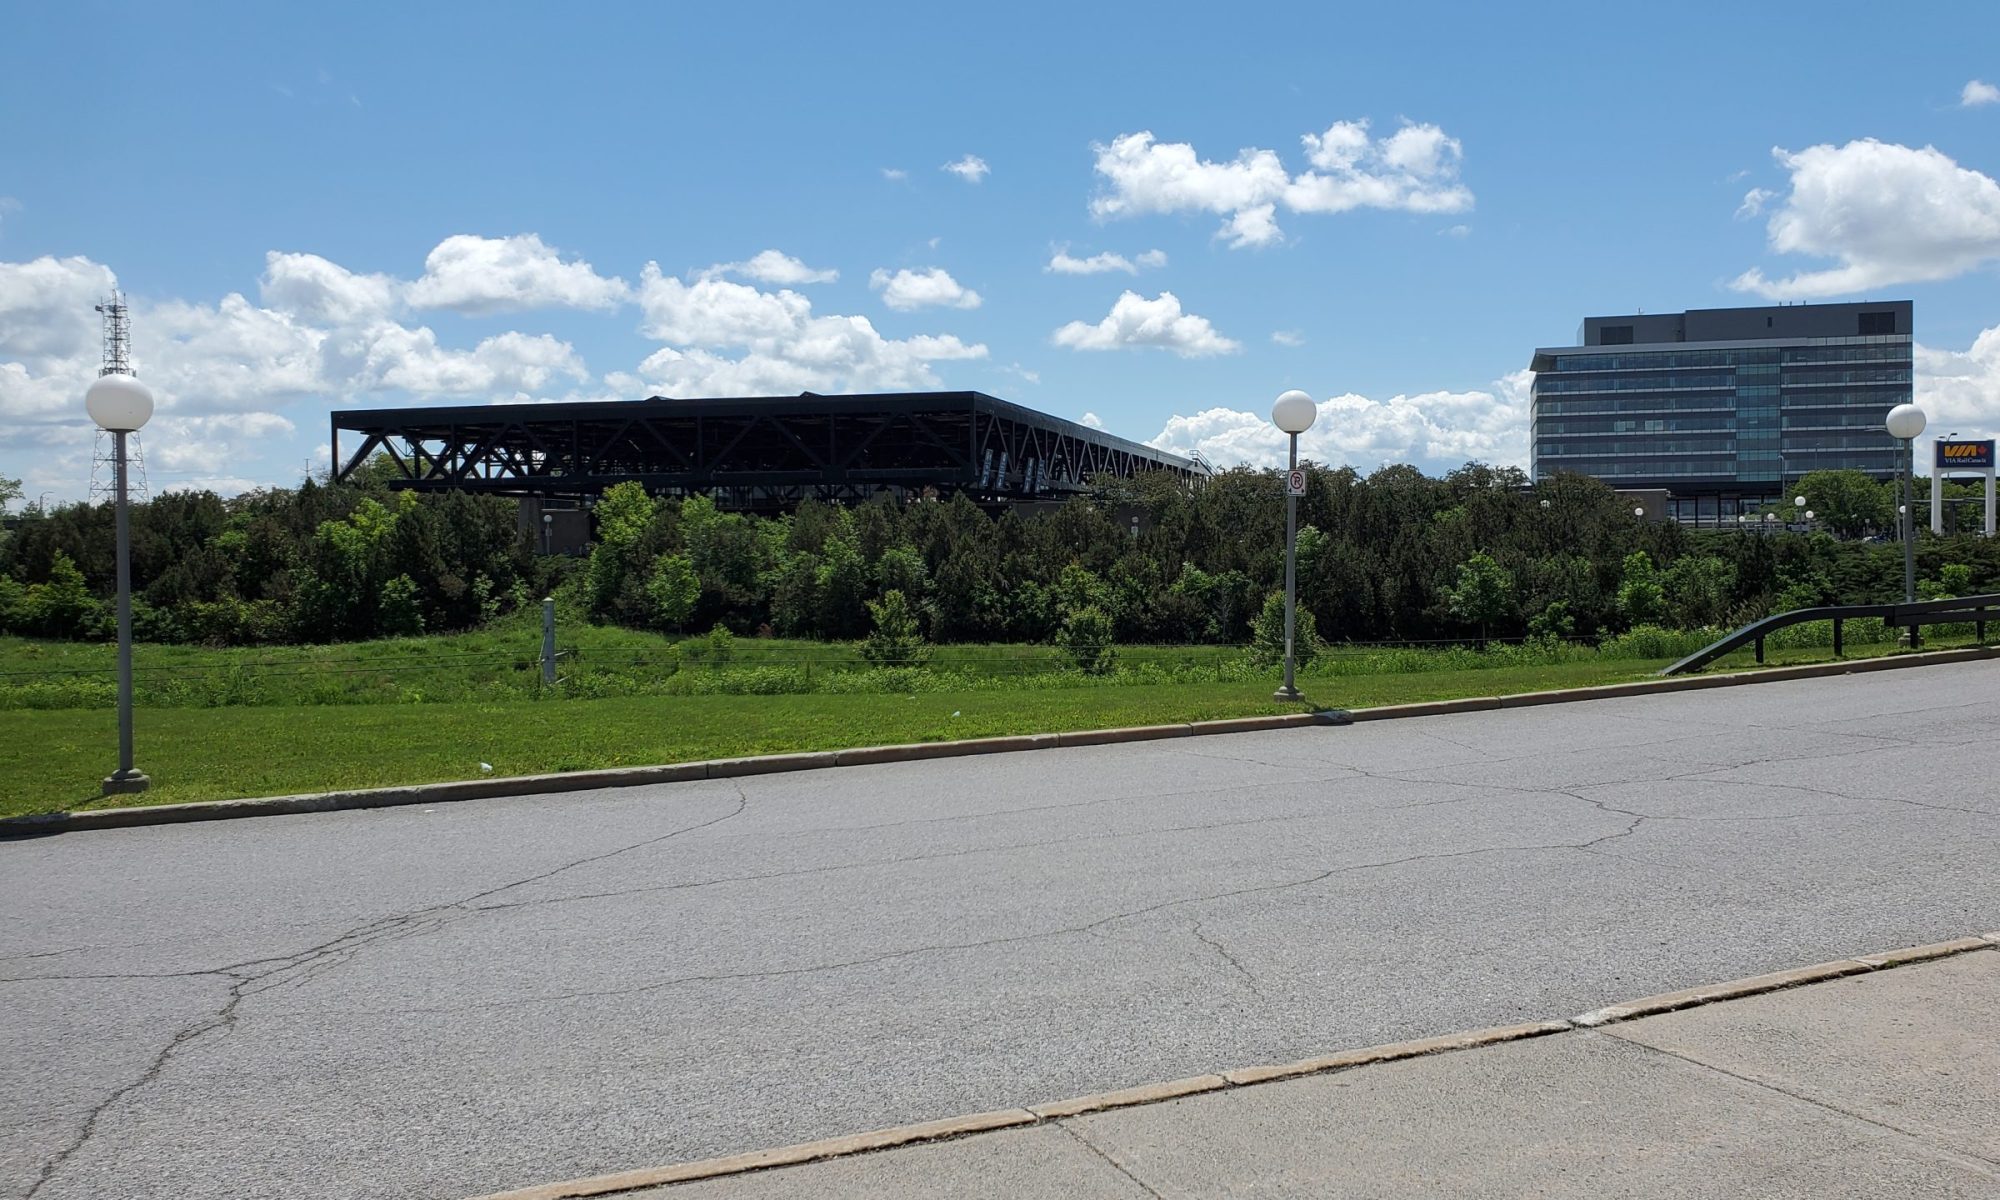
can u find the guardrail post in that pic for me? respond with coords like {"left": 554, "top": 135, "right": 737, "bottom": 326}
{"left": 541, "top": 597, "right": 557, "bottom": 688}
{"left": 1755, "top": 636, "right": 1764, "bottom": 665}
{"left": 1833, "top": 618, "right": 1844, "bottom": 657}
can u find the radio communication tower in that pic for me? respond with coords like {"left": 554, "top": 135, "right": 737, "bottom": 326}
{"left": 89, "top": 291, "right": 149, "bottom": 503}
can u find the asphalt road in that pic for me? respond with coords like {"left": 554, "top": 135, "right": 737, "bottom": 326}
{"left": 5, "top": 662, "right": 1998, "bottom": 1200}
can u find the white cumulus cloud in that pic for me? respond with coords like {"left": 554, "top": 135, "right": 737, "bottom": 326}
{"left": 404, "top": 233, "right": 629, "bottom": 313}
{"left": 1051, "top": 291, "right": 1240, "bottom": 358}
{"left": 260, "top": 251, "right": 401, "bottom": 326}
{"left": 719, "top": 250, "right": 838, "bottom": 286}
{"left": 1729, "top": 139, "right": 2000, "bottom": 298}
{"left": 1090, "top": 119, "right": 1473, "bottom": 248}
{"left": 1271, "top": 330, "right": 1305, "bottom": 347}
{"left": 1962, "top": 80, "right": 2000, "bottom": 108}
{"left": 630, "top": 263, "right": 986, "bottom": 396}
{"left": 1916, "top": 322, "right": 2000, "bottom": 436}
{"left": 942, "top": 154, "right": 990, "bottom": 183}
{"left": 1149, "top": 370, "right": 1533, "bottom": 474}
{"left": 1046, "top": 247, "right": 1168, "bottom": 275}
{"left": 869, "top": 266, "right": 981, "bottom": 311}
{"left": 1, "top": 248, "right": 603, "bottom": 499}
{"left": 1079, "top": 411, "right": 1104, "bottom": 429}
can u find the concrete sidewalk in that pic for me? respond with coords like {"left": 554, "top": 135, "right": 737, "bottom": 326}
{"left": 617, "top": 944, "right": 2000, "bottom": 1199}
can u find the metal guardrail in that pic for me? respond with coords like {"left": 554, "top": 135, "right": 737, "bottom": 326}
{"left": 1660, "top": 592, "right": 2000, "bottom": 676}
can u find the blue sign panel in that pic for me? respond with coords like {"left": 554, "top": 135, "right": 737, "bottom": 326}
{"left": 1935, "top": 440, "right": 1996, "bottom": 470}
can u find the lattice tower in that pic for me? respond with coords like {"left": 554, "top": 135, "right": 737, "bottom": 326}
{"left": 88, "top": 291, "right": 149, "bottom": 503}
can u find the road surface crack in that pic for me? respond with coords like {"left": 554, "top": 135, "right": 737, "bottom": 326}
{"left": 17, "top": 791, "right": 751, "bottom": 1195}
{"left": 1191, "top": 920, "right": 1264, "bottom": 997}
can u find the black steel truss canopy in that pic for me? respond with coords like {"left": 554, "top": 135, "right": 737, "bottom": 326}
{"left": 330, "top": 390, "right": 1206, "bottom": 509}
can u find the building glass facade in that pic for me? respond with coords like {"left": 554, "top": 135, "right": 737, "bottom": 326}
{"left": 1529, "top": 302, "right": 1912, "bottom": 525}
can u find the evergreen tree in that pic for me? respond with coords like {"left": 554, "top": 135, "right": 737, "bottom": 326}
{"left": 860, "top": 589, "right": 930, "bottom": 667}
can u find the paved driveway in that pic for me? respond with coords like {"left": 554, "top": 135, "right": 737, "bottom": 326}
{"left": 5, "top": 662, "right": 1998, "bottom": 1199}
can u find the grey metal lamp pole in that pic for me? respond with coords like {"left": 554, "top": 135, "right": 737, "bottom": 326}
{"left": 1270, "top": 390, "right": 1316, "bottom": 701}
{"left": 1886, "top": 403, "right": 1927, "bottom": 605}
{"left": 86, "top": 373, "right": 155, "bottom": 796}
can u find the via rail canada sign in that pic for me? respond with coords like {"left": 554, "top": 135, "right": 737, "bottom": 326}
{"left": 1935, "top": 439, "right": 1996, "bottom": 469}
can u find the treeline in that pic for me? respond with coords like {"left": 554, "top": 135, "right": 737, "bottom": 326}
{"left": 0, "top": 478, "right": 538, "bottom": 643}
{"left": 2, "top": 463, "right": 1996, "bottom": 647}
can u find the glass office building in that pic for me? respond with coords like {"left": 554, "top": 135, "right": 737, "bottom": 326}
{"left": 1529, "top": 301, "right": 1912, "bottom": 525}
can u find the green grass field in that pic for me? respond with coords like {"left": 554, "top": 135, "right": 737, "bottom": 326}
{"left": 0, "top": 658, "right": 1677, "bottom": 818}
{"left": 0, "top": 617, "right": 1982, "bottom": 820}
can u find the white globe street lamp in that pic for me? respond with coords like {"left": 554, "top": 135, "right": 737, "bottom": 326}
{"left": 1885, "top": 402, "right": 1927, "bottom": 610}
{"left": 1270, "top": 389, "right": 1316, "bottom": 700}
{"left": 85, "top": 373, "right": 154, "bottom": 795}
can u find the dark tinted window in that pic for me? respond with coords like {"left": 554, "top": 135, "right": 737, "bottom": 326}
{"left": 1599, "top": 325, "right": 1634, "bottom": 345}
{"left": 1858, "top": 311, "right": 1896, "bottom": 335}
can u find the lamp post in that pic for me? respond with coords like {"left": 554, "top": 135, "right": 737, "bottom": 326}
{"left": 1885, "top": 403, "right": 1927, "bottom": 605}
{"left": 85, "top": 373, "right": 154, "bottom": 796}
{"left": 1270, "top": 389, "right": 1316, "bottom": 700}
{"left": 542, "top": 511, "right": 554, "bottom": 555}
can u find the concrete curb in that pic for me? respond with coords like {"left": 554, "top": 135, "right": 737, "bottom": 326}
{"left": 9, "top": 644, "right": 1995, "bottom": 838}
{"left": 1029, "top": 1074, "right": 1228, "bottom": 1119}
{"left": 470, "top": 1108, "right": 1039, "bottom": 1200}
{"left": 1219, "top": 1020, "right": 1573, "bottom": 1086}
{"left": 462, "top": 936, "right": 1995, "bottom": 1200}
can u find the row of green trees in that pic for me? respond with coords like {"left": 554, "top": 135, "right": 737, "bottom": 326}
{"left": 0, "top": 478, "right": 540, "bottom": 642}
{"left": 3, "top": 464, "right": 1997, "bottom": 647}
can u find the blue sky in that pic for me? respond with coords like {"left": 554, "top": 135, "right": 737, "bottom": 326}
{"left": 3, "top": 0, "right": 1998, "bottom": 499}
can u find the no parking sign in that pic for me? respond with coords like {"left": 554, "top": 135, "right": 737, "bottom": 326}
{"left": 1286, "top": 469, "right": 1307, "bottom": 497}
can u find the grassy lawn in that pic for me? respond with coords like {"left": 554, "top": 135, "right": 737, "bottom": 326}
{"left": 3, "top": 616, "right": 1987, "bottom": 820}
{"left": 1, "top": 659, "right": 1675, "bottom": 818}
{"left": 0, "top": 618, "right": 1254, "bottom": 707}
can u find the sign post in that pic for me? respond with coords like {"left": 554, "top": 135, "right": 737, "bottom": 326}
{"left": 1932, "top": 439, "right": 1997, "bottom": 537}
{"left": 1286, "top": 468, "right": 1307, "bottom": 497}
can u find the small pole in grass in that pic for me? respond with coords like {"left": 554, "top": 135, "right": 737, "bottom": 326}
{"left": 541, "top": 597, "right": 557, "bottom": 688}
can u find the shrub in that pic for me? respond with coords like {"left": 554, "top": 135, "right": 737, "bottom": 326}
{"left": 1526, "top": 599, "right": 1575, "bottom": 640}
{"left": 646, "top": 553, "right": 700, "bottom": 631}
{"left": 1597, "top": 624, "right": 1717, "bottom": 660}
{"left": 680, "top": 622, "right": 736, "bottom": 667}
{"left": 1055, "top": 605, "right": 1116, "bottom": 674}
{"left": 21, "top": 552, "right": 105, "bottom": 639}
{"left": 1249, "top": 591, "right": 1320, "bottom": 670}
{"left": 379, "top": 574, "right": 425, "bottom": 637}
{"left": 860, "top": 589, "right": 930, "bottom": 668}
{"left": 1615, "top": 552, "right": 1664, "bottom": 628}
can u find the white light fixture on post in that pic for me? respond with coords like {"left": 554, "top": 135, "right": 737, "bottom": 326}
{"left": 85, "top": 373, "right": 154, "bottom": 795}
{"left": 1885, "top": 403, "right": 1927, "bottom": 606}
{"left": 1270, "top": 389, "right": 1316, "bottom": 701}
